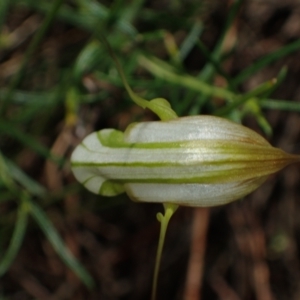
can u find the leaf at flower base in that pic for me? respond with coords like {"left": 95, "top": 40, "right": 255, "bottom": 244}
{"left": 148, "top": 98, "right": 178, "bottom": 121}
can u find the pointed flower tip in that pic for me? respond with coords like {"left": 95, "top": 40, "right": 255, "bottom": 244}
{"left": 71, "top": 115, "right": 299, "bottom": 207}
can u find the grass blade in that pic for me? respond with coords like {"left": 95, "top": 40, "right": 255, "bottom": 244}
{"left": 232, "top": 39, "right": 300, "bottom": 86}
{"left": 215, "top": 78, "right": 277, "bottom": 116}
{"left": 179, "top": 21, "right": 203, "bottom": 61}
{"left": 138, "top": 55, "right": 236, "bottom": 101}
{"left": 29, "top": 201, "right": 94, "bottom": 289}
{"left": 198, "top": 0, "right": 243, "bottom": 82}
{"left": 6, "top": 160, "right": 46, "bottom": 197}
{"left": 260, "top": 99, "right": 300, "bottom": 112}
{"left": 0, "top": 198, "right": 28, "bottom": 276}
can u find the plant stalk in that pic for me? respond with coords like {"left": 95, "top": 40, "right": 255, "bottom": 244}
{"left": 151, "top": 203, "right": 178, "bottom": 300}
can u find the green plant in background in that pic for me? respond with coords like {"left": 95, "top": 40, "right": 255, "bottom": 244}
{"left": 1, "top": 0, "right": 300, "bottom": 299}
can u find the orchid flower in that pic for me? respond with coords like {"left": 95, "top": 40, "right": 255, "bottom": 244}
{"left": 71, "top": 115, "right": 299, "bottom": 207}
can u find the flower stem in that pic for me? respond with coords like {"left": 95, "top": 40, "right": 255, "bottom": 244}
{"left": 151, "top": 203, "right": 178, "bottom": 300}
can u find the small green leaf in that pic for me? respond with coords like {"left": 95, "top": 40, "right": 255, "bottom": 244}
{"left": 148, "top": 98, "right": 178, "bottom": 120}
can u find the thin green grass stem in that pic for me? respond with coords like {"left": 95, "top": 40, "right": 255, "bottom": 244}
{"left": 198, "top": 0, "right": 243, "bottom": 82}
{"left": 0, "top": 195, "right": 29, "bottom": 276}
{"left": 179, "top": 21, "right": 203, "bottom": 62}
{"left": 260, "top": 99, "right": 300, "bottom": 112}
{"left": 29, "top": 200, "right": 95, "bottom": 289}
{"left": 196, "top": 39, "right": 231, "bottom": 84}
{"left": 151, "top": 203, "right": 178, "bottom": 300}
{"left": 232, "top": 38, "right": 300, "bottom": 86}
{"left": 215, "top": 78, "right": 277, "bottom": 116}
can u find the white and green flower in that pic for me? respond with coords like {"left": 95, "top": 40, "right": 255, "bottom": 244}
{"left": 71, "top": 115, "right": 299, "bottom": 207}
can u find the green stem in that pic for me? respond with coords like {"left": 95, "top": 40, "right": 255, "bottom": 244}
{"left": 95, "top": 32, "right": 177, "bottom": 121}
{"left": 151, "top": 203, "right": 178, "bottom": 300}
